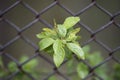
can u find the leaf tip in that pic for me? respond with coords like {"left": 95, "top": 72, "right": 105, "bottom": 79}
{"left": 36, "top": 34, "right": 40, "bottom": 38}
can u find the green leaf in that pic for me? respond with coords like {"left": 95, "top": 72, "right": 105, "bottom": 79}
{"left": 67, "top": 59, "right": 74, "bottom": 74}
{"left": 39, "top": 38, "right": 54, "bottom": 50}
{"left": 57, "top": 24, "right": 67, "bottom": 37}
{"left": 63, "top": 16, "right": 80, "bottom": 29}
{"left": 113, "top": 64, "right": 120, "bottom": 80}
{"left": 64, "top": 46, "right": 72, "bottom": 59}
{"left": 44, "top": 45, "right": 54, "bottom": 56}
{"left": 8, "top": 62, "right": 17, "bottom": 72}
{"left": 53, "top": 19, "right": 57, "bottom": 28}
{"left": 88, "top": 52, "right": 103, "bottom": 66}
{"left": 23, "top": 59, "right": 38, "bottom": 73}
{"left": 77, "top": 63, "right": 88, "bottom": 79}
{"left": 36, "top": 28, "right": 57, "bottom": 39}
{"left": 67, "top": 43, "right": 85, "bottom": 59}
{"left": 82, "top": 45, "right": 90, "bottom": 54}
{"left": 48, "top": 76, "right": 57, "bottom": 80}
{"left": 36, "top": 32, "right": 47, "bottom": 39}
{"left": 53, "top": 39, "right": 65, "bottom": 67}
{"left": 66, "top": 28, "right": 80, "bottom": 41}
{"left": 19, "top": 56, "right": 38, "bottom": 74}
{"left": 43, "top": 28, "right": 53, "bottom": 33}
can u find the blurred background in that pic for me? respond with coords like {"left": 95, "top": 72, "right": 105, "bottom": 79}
{"left": 0, "top": 0, "right": 120, "bottom": 80}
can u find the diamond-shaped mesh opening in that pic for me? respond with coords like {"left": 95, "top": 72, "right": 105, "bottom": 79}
{"left": 37, "top": 56, "right": 53, "bottom": 71}
{"left": 24, "top": 0, "right": 54, "bottom": 12}
{"left": 22, "top": 22, "right": 45, "bottom": 44}
{"left": 0, "top": 0, "right": 16, "bottom": 10}
{"left": 4, "top": 38, "right": 35, "bottom": 59}
{"left": 94, "top": 64, "right": 109, "bottom": 80}
{"left": 96, "top": 0, "right": 120, "bottom": 14}
{"left": 96, "top": 24, "right": 120, "bottom": 49}
{"left": 0, "top": 21, "right": 17, "bottom": 45}
{"left": 41, "top": 5, "right": 71, "bottom": 25}
{"left": 85, "top": 41, "right": 109, "bottom": 57}
{"left": 59, "top": 58, "right": 77, "bottom": 75}
{"left": 94, "top": 59, "right": 120, "bottom": 80}
{"left": 59, "top": 0, "right": 91, "bottom": 13}
{"left": 75, "top": 24, "right": 91, "bottom": 44}
{"left": 79, "top": 6, "right": 110, "bottom": 31}
{"left": 3, "top": 4, "right": 35, "bottom": 28}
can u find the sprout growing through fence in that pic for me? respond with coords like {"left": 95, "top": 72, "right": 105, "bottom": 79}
{"left": 36, "top": 16, "right": 85, "bottom": 67}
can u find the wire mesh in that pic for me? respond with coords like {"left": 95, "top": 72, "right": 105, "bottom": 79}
{"left": 0, "top": 0, "right": 120, "bottom": 80}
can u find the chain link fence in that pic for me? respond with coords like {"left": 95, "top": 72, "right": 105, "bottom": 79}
{"left": 0, "top": 0, "right": 120, "bottom": 80}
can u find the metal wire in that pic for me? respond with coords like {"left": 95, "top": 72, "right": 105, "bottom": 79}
{"left": 0, "top": 0, "right": 120, "bottom": 80}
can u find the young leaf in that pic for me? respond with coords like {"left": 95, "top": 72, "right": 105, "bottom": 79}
{"left": 39, "top": 38, "right": 54, "bottom": 50}
{"left": 36, "top": 28, "right": 57, "bottom": 39}
{"left": 77, "top": 63, "right": 88, "bottom": 79}
{"left": 53, "top": 19, "right": 57, "bottom": 28}
{"left": 43, "top": 28, "right": 56, "bottom": 34}
{"left": 66, "top": 28, "right": 80, "bottom": 41}
{"left": 36, "top": 32, "right": 54, "bottom": 39}
{"left": 63, "top": 16, "right": 80, "bottom": 29}
{"left": 57, "top": 24, "right": 67, "bottom": 37}
{"left": 66, "top": 43, "right": 85, "bottom": 59}
{"left": 70, "top": 28, "right": 80, "bottom": 34}
{"left": 53, "top": 39, "right": 65, "bottom": 67}
{"left": 36, "top": 32, "right": 46, "bottom": 39}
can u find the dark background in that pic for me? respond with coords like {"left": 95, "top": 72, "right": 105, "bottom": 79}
{"left": 0, "top": 0, "right": 120, "bottom": 80}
